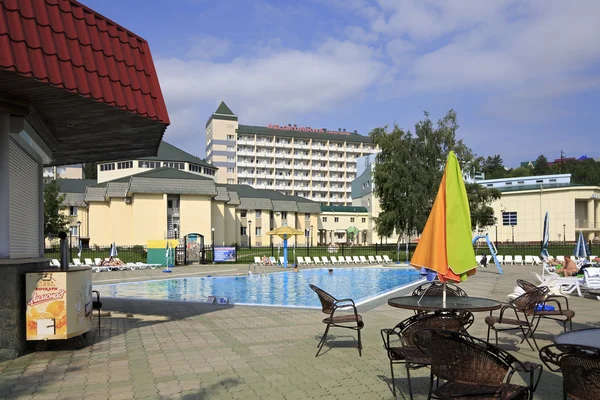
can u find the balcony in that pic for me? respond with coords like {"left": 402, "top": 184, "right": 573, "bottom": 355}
{"left": 576, "top": 220, "right": 599, "bottom": 230}
{"left": 167, "top": 207, "right": 180, "bottom": 217}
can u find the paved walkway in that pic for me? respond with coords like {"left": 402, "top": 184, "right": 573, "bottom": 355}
{"left": 1, "top": 263, "right": 599, "bottom": 399}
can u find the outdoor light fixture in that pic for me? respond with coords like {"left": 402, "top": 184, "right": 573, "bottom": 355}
{"left": 494, "top": 223, "right": 498, "bottom": 243}
{"left": 211, "top": 228, "right": 215, "bottom": 264}
{"left": 563, "top": 224, "right": 566, "bottom": 242}
{"left": 248, "top": 220, "right": 252, "bottom": 249}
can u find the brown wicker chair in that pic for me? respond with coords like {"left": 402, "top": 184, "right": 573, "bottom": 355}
{"left": 539, "top": 344, "right": 600, "bottom": 400}
{"left": 485, "top": 286, "right": 549, "bottom": 350}
{"left": 516, "top": 279, "right": 575, "bottom": 333}
{"left": 309, "top": 284, "right": 364, "bottom": 357}
{"left": 412, "top": 281, "right": 469, "bottom": 298}
{"left": 380, "top": 311, "right": 472, "bottom": 399}
{"left": 414, "top": 329, "right": 543, "bottom": 400}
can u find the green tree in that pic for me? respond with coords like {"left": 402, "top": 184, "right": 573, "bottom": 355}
{"left": 83, "top": 163, "right": 97, "bottom": 179}
{"left": 506, "top": 166, "right": 533, "bottom": 178}
{"left": 481, "top": 155, "right": 506, "bottom": 179}
{"left": 533, "top": 155, "right": 550, "bottom": 175}
{"left": 44, "top": 180, "right": 70, "bottom": 238}
{"left": 466, "top": 183, "right": 501, "bottom": 230}
{"left": 370, "top": 110, "right": 500, "bottom": 240}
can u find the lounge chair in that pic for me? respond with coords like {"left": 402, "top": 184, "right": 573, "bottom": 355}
{"left": 50, "top": 259, "right": 60, "bottom": 267}
{"left": 137, "top": 261, "right": 158, "bottom": 269}
{"left": 84, "top": 258, "right": 94, "bottom": 266}
{"left": 330, "top": 256, "right": 338, "bottom": 265}
{"left": 524, "top": 255, "right": 534, "bottom": 265}
{"left": 556, "top": 255, "right": 565, "bottom": 263}
{"left": 309, "top": 284, "right": 363, "bottom": 357}
{"left": 368, "top": 255, "right": 377, "bottom": 264}
{"left": 279, "top": 256, "right": 285, "bottom": 265}
{"left": 254, "top": 256, "right": 263, "bottom": 266}
{"left": 514, "top": 255, "right": 524, "bottom": 265}
{"left": 321, "top": 256, "right": 330, "bottom": 265}
{"left": 535, "top": 272, "right": 582, "bottom": 297}
{"left": 352, "top": 256, "right": 362, "bottom": 264}
{"left": 345, "top": 256, "right": 354, "bottom": 264}
{"left": 72, "top": 258, "right": 83, "bottom": 266}
{"left": 496, "top": 255, "right": 504, "bottom": 264}
{"left": 313, "top": 256, "right": 322, "bottom": 265}
{"left": 532, "top": 256, "right": 542, "bottom": 265}
{"left": 475, "top": 255, "right": 483, "bottom": 264}
{"left": 375, "top": 255, "right": 384, "bottom": 264}
{"left": 269, "top": 256, "right": 277, "bottom": 266}
{"left": 581, "top": 268, "right": 600, "bottom": 298}
{"left": 126, "top": 262, "right": 138, "bottom": 270}
{"left": 296, "top": 256, "right": 305, "bottom": 266}
{"left": 359, "top": 256, "right": 369, "bottom": 264}
{"left": 504, "top": 255, "right": 514, "bottom": 265}
{"left": 383, "top": 255, "right": 392, "bottom": 264}
{"left": 590, "top": 255, "right": 598, "bottom": 262}
{"left": 304, "top": 257, "right": 314, "bottom": 266}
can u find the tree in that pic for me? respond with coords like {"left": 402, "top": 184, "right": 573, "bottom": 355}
{"left": 83, "top": 163, "right": 97, "bottom": 179}
{"left": 44, "top": 180, "right": 70, "bottom": 238}
{"left": 533, "top": 155, "right": 550, "bottom": 175}
{"left": 481, "top": 155, "right": 506, "bottom": 179}
{"left": 506, "top": 166, "right": 533, "bottom": 178}
{"left": 466, "top": 183, "right": 501, "bottom": 230}
{"left": 370, "top": 110, "right": 500, "bottom": 240}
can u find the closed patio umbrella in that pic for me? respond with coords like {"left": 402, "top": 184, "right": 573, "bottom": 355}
{"left": 266, "top": 225, "right": 304, "bottom": 268}
{"left": 410, "top": 151, "right": 477, "bottom": 305}
{"left": 110, "top": 242, "right": 118, "bottom": 258}
{"left": 574, "top": 231, "right": 589, "bottom": 260}
{"left": 541, "top": 211, "right": 550, "bottom": 260}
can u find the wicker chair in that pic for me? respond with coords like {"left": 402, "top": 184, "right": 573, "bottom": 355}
{"left": 516, "top": 279, "right": 575, "bottom": 333}
{"left": 412, "top": 281, "right": 469, "bottom": 298}
{"left": 539, "top": 344, "right": 600, "bottom": 400}
{"left": 380, "top": 311, "right": 472, "bottom": 399}
{"left": 485, "top": 286, "right": 549, "bottom": 350}
{"left": 414, "top": 329, "right": 543, "bottom": 400}
{"left": 309, "top": 284, "right": 364, "bottom": 357}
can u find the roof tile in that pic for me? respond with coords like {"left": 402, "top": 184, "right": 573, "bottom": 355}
{"left": 0, "top": 0, "right": 169, "bottom": 124}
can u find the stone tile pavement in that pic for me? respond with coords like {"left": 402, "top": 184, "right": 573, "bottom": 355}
{"left": 1, "top": 263, "right": 599, "bottom": 399}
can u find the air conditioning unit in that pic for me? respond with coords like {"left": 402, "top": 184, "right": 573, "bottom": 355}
{"left": 124, "top": 197, "right": 132, "bottom": 204}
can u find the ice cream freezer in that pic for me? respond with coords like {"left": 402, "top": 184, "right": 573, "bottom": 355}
{"left": 26, "top": 266, "right": 94, "bottom": 346}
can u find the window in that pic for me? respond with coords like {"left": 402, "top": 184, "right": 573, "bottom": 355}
{"left": 255, "top": 227, "right": 261, "bottom": 236}
{"left": 117, "top": 161, "right": 132, "bottom": 169}
{"left": 227, "top": 134, "right": 235, "bottom": 141}
{"left": 536, "top": 180, "right": 543, "bottom": 183}
{"left": 227, "top": 156, "right": 235, "bottom": 162}
{"left": 70, "top": 226, "right": 78, "bottom": 237}
{"left": 99, "top": 163, "right": 115, "bottom": 171}
{"left": 549, "top": 179, "right": 557, "bottom": 182}
{"left": 281, "top": 211, "right": 288, "bottom": 220}
{"left": 517, "top": 181, "right": 525, "bottom": 184}
{"left": 367, "top": 198, "right": 371, "bottom": 207}
{"left": 227, "top": 145, "right": 235, "bottom": 151}
{"left": 487, "top": 184, "right": 493, "bottom": 187}
{"left": 305, "top": 213, "right": 310, "bottom": 221}
{"left": 189, "top": 164, "right": 201, "bottom": 173}
{"left": 361, "top": 218, "right": 366, "bottom": 223}
{"left": 334, "top": 217, "right": 339, "bottom": 223}
{"left": 240, "top": 226, "right": 247, "bottom": 236}
{"left": 227, "top": 178, "right": 235, "bottom": 184}
{"left": 322, "top": 217, "right": 328, "bottom": 222}
{"left": 68, "top": 206, "right": 77, "bottom": 216}
{"left": 256, "top": 210, "right": 262, "bottom": 218}
{"left": 227, "top": 168, "right": 235, "bottom": 174}
{"left": 202, "top": 167, "right": 216, "bottom": 176}
{"left": 502, "top": 211, "right": 517, "bottom": 226}
{"left": 241, "top": 211, "right": 247, "bottom": 218}
{"left": 350, "top": 217, "right": 355, "bottom": 223}
{"left": 164, "top": 162, "right": 184, "bottom": 170}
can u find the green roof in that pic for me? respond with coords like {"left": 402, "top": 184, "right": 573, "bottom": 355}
{"left": 237, "top": 124, "right": 373, "bottom": 144}
{"left": 111, "top": 167, "right": 213, "bottom": 183}
{"left": 320, "top": 205, "right": 369, "bottom": 213}
{"left": 206, "top": 101, "right": 238, "bottom": 127}
{"left": 496, "top": 182, "right": 584, "bottom": 193}
{"left": 519, "top": 161, "right": 536, "bottom": 168}
{"left": 138, "top": 141, "right": 214, "bottom": 168}
{"left": 53, "top": 179, "right": 97, "bottom": 193}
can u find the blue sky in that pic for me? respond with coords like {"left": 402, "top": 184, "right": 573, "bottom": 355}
{"left": 84, "top": 0, "right": 600, "bottom": 166}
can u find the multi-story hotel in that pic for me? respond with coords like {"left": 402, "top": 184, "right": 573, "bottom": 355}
{"left": 205, "top": 101, "right": 377, "bottom": 205}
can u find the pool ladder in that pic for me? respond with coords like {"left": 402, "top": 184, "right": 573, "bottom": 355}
{"left": 249, "top": 262, "right": 267, "bottom": 276}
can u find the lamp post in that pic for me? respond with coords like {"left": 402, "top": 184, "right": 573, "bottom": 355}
{"left": 563, "top": 224, "right": 566, "bottom": 242}
{"left": 511, "top": 225, "right": 515, "bottom": 243}
{"left": 248, "top": 220, "right": 252, "bottom": 249}
{"left": 310, "top": 225, "right": 313, "bottom": 247}
{"left": 495, "top": 223, "right": 498, "bottom": 243}
{"left": 77, "top": 220, "right": 81, "bottom": 257}
{"left": 69, "top": 226, "right": 72, "bottom": 263}
{"left": 211, "top": 228, "right": 215, "bottom": 265}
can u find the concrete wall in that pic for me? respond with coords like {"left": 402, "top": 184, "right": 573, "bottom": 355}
{"left": 132, "top": 194, "right": 166, "bottom": 244}
{"left": 179, "top": 195, "right": 212, "bottom": 241}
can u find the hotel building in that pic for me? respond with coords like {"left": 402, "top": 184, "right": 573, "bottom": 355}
{"left": 205, "top": 102, "right": 377, "bottom": 205}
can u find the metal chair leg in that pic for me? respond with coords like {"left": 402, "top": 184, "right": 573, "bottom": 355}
{"left": 390, "top": 360, "right": 396, "bottom": 397}
{"left": 405, "top": 363, "right": 414, "bottom": 400}
{"left": 316, "top": 324, "right": 331, "bottom": 356}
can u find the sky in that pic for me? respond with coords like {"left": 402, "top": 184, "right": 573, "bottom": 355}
{"left": 83, "top": 0, "right": 600, "bottom": 167}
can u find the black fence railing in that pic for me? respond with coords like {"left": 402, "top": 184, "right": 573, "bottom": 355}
{"left": 44, "top": 245, "right": 147, "bottom": 263}
{"left": 474, "top": 241, "right": 597, "bottom": 257}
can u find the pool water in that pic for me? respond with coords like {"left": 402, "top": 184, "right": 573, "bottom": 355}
{"left": 94, "top": 267, "right": 423, "bottom": 308}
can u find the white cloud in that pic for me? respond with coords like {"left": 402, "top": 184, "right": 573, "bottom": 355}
{"left": 156, "top": 39, "right": 385, "bottom": 142}
{"left": 345, "top": 26, "right": 378, "bottom": 43}
{"left": 186, "top": 36, "right": 231, "bottom": 60}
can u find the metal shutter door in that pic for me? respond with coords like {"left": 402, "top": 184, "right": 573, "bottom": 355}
{"left": 9, "top": 139, "right": 40, "bottom": 258}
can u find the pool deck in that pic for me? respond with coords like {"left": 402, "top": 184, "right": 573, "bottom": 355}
{"left": 1, "top": 263, "right": 599, "bottom": 399}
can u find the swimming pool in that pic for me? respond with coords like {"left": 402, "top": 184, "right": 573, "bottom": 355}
{"left": 94, "top": 267, "right": 423, "bottom": 308}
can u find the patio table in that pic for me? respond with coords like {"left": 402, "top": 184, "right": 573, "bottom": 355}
{"left": 554, "top": 327, "right": 600, "bottom": 348}
{"left": 388, "top": 296, "right": 502, "bottom": 313}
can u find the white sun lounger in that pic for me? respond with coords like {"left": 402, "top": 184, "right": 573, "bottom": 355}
{"left": 496, "top": 255, "right": 504, "bottom": 264}
{"left": 136, "top": 261, "right": 158, "bottom": 269}
{"left": 532, "top": 256, "right": 542, "bottom": 265}
{"left": 304, "top": 257, "right": 314, "bottom": 266}
{"left": 504, "top": 256, "right": 514, "bottom": 265}
{"left": 321, "top": 256, "right": 330, "bottom": 264}
{"left": 254, "top": 256, "right": 263, "bottom": 266}
{"left": 514, "top": 255, "right": 524, "bottom": 265}
{"left": 296, "top": 256, "right": 305, "bottom": 266}
{"left": 581, "top": 268, "right": 600, "bottom": 299}
{"left": 312, "top": 256, "right": 321, "bottom": 265}
{"left": 535, "top": 272, "right": 582, "bottom": 297}
{"left": 279, "top": 256, "right": 285, "bottom": 265}
{"left": 330, "top": 256, "right": 338, "bottom": 265}
{"left": 126, "top": 262, "right": 138, "bottom": 270}
{"left": 375, "top": 255, "right": 384, "bottom": 264}
{"left": 368, "top": 255, "right": 377, "bottom": 264}
{"left": 345, "top": 256, "right": 354, "bottom": 264}
{"left": 382, "top": 255, "right": 392, "bottom": 263}
{"left": 359, "top": 256, "right": 369, "bottom": 264}
{"left": 352, "top": 256, "right": 361, "bottom": 264}
{"left": 556, "top": 255, "right": 565, "bottom": 263}
{"left": 524, "top": 256, "right": 534, "bottom": 265}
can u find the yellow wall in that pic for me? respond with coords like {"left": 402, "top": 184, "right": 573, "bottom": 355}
{"left": 210, "top": 202, "right": 225, "bottom": 245}
{"left": 224, "top": 204, "right": 238, "bottom": 245}
{"left": 180, "top": 195, "right": 212, "bottom": 240}
{"left": 131, "top": 194, "right": 166, "bottom": 244}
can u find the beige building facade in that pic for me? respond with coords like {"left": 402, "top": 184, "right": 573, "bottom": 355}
{"left": 318, "top": 206, "right": 370, "bottom": 245}
{"left": 205, "top": 101, "right": 377, "bottom": 205}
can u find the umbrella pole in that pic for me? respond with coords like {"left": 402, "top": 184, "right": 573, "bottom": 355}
{"left": 284, "top": 238, "right": 288, "bottom": 268}
{"left": 442, "top": 281, "right": 447, "bottom": 308}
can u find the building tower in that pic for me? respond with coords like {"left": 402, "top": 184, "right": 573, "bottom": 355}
{"left": 205, "top": 101, "right": 239, "bottom": 184}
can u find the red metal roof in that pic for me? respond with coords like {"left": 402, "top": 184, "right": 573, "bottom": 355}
{"left": 0, "top": 0, "right": 170, "bottom": 125}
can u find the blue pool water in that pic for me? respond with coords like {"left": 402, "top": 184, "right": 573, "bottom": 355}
{"left": 94, "top": 267, "right": 423, "bottom": 308}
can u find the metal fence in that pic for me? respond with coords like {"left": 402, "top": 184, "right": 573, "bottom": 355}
{"left": 474, "top": 241, "right": 597, "bottom": 257}
{"left": 44, "top": 245, "right": 147, "bottom": 263}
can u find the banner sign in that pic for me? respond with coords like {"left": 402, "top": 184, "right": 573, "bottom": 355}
{"left": 214, "top": 247, "right": 236, "bottom": 262}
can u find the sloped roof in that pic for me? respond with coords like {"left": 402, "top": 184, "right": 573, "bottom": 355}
{"left": 496, "top": 183, "right": 584, "bottom": 193}
{"left": 321, "top": 205, "right": 369, "bottom": 213}
{"left": 137, "top": 141, "right": 214, "bottom": 168}
{"left": 0, "top": 0, "right": 169, "bottom": 124}
{"left": 205, "top": 101, "right": 238, "bottom": 127}
{"left": 109, "top": 167, "right": 213, "bottom": 182}
{"left": 54, "top": 178, "right": 97, "bottom": 193}
{"left": 215, "top": 101, "right": 235, "bottom": 116}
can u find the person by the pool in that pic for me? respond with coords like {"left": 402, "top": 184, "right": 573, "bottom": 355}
{"left": 552, "top": 255, "right": 578, "bottom": 277}
{"left": 328, "top": 269, "right": 333, "bottom": 274}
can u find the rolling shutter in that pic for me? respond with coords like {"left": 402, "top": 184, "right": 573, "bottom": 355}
{"left": 9, "top": 139, "right": 41, "bottom": 258}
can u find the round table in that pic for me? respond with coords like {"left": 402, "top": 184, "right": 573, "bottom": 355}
{"left": 554, "top": 328, "right": 600, "bottom": 348}
{"left": 388, "top": 296, "right": 502, "bottom": 313}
